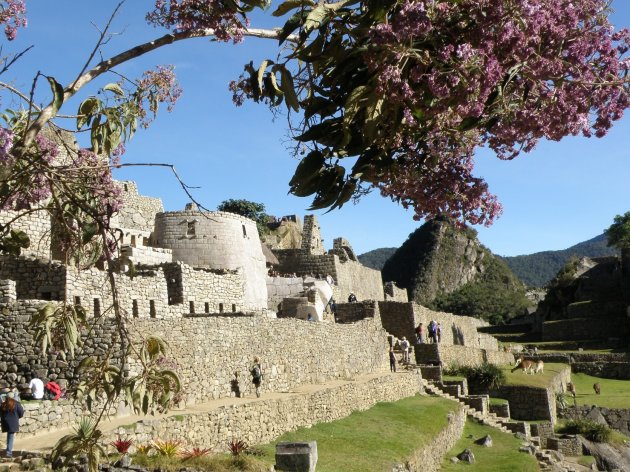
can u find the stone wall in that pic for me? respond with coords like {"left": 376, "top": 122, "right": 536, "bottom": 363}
{"left": 0, "top": 255, "right": 247, "bottom": 320}
{"left": 107, "top": 373, "right": 424, "bottom": 451}
{"left": 129, "top": 312, "right": 390, "bottom": 406}
{"left": 153, "top": 210, "right": 268, "bottom": 310}
{"left": 558, "top": 405, "right": 630, "bottom": 436}
{"left": 266, "top": 276, "right": 305, "bottom": 311}
{"left": 0, "top": 299, "right": 124, "bottom": 387}
{"left": 493, "top": 366, "right": 571, "bottom": 424}
{"left": 116, "top": 181, "right": 164, "bottom": 233}
{"left": 121, "top": 245, "right": 172, "bottom": 266}
{"left": 0, "top": 256, "right": 66, "bottom": 300}
{"left": 334, "top": 258, "right": 384, "bottom": 303}
{"left": 378, "top": 302, "right": 496, "bottom": 350}
{"left": 273, "top": 250, "right": 384, "bottom": 303}
{"left": 0, "top": 210, "right": 51, "bottom": 259}
{"left": 335, "top": 301, "right": 377, "bottom": 324}
{"left": 542, "top": 317, "right": 630, "bottom": 341}
{"left": 405, "top": 404, "right": 466, "bottom": 472}
{"left": 384, "top": 282, "right": 408, "bottom": 302}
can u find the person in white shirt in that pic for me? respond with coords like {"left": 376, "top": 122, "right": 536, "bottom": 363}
{"left": 28, "top": 376, "right": 44, "bottom": 400}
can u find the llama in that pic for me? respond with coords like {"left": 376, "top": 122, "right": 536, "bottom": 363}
{"left": 512, "top": 357, "right": 544, "bottom": 374}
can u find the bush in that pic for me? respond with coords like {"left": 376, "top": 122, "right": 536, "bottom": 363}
{"left": 558, "top": 419, "right": 612, "bottom": 443}
{"left": 456, "top": 364, "right": 506, "bottom": 393}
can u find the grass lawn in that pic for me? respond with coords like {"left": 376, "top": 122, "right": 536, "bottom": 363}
{"left": 501, "top": 362, "right": 569, "bottom": 388}
{"left": 440, "top": 419, "right": 539, "bottom": 472}
{"left": 256, "top": 395, "right": 459, "bottom": 472}
{"left": 568, "top": 372, "right": 630, "bottom": 409}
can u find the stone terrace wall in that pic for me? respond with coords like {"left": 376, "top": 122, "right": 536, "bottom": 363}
{"left": 107, "top": 373, "right": 423, "bottom": 451}
{"left": 129, "top": 313, "right": 390, "bottom": 406}
{"left": 0, "top": 299, "right": 124, "bottom": 387}
{"left": 335, "top": 300, "right": 377, "bottom": 323}
{"left": 379, "top": 302, "right": 497, "bottom": 350}
{"left": 542, "top": 317, "right": 630, "bottom": 341}
{"left": 266, "top": 276, "right": 305, "bottom": 311}
{"left": 494, "top": 365, "right": 571, "bottom": 424}
{"left": 559, "top": 405, "right": 630, "bottom": 436}
{"left": 405, "top": 404, "right": 466, "bottom": 472}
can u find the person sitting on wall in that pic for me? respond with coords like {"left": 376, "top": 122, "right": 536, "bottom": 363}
{"left": 347, "top": 293, "right": 357, "bottom": 303}
{"left": 307, "top": 313, "right": 314, "bottom": 322}
{"left": 28, "top": 375, "right": 44, "bottom": 401}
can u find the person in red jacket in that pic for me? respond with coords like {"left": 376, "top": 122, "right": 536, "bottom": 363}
{"left": 1, "top": 392, "right": 24, "bottom": 458}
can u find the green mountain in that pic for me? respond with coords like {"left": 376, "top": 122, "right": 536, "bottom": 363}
{"left": 379, "top": 219, "right": 530, "bottom": 324}
{"left": 499, "top": 233, "right": 618, "bottom": 288}
{"left": 358, "top": 247, "right": 397, "bottom": 270}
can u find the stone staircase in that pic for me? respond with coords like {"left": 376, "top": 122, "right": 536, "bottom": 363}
{"left": 423, "top": 380, "right": 582, "bottom": 472}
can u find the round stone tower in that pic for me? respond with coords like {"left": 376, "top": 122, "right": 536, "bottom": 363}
{"left": 153, "top": 204, "right": 268, "bottom": 311}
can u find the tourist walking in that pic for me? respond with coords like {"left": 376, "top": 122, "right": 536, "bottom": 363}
{"left": 400, "top": 337, "right": 410, "bottom": 364}
{"left": 250, "top": 356, "right": 263, "bottom": 398}
{"left": 389, "top": 347, "right": 397, "bottom": 372}
{"left": 1, "top": 392, "right": 24, "bottom": 458}
{"left": 436, "top": 323, "right": 442, "bottom": 343}
{"left": 415, "top": 323, "right": 424, "bottom": 344}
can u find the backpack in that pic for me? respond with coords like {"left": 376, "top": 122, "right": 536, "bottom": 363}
{"left": 251, "top": 365, "right": 261, "bottom": 379}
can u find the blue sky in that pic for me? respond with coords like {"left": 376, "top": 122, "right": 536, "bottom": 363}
{"left": 4, "top": 1, "right": 630, "bottom": 256}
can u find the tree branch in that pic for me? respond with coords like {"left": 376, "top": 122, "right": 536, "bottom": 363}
{"left": 21, "top": 26, "right": 296, "bottom": 150}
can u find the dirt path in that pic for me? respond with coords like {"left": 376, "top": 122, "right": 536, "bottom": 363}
{"left": 15, "top": 370, "right": 397, "bottom": 454}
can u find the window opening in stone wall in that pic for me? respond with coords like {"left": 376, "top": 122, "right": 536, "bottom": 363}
{"left": 143, "top": 237, "right": 149, "bottom": 246}
{"left": 189, "top": 301, "right": 195, "bottom": 313}
{"left": 150, "top": 300, "right": 156, "bottom": 318}
{"left": 124, "top": 183, "right": 128, "bottom": 191}
{"left": 93, "top": 298, "right": 101, "bottom": 317}
{"left": 187, "top": 221, "right": 196, "bottom": 237}
{"left": 204, "top": 302, "right": 209, "bottom": 314}
{"left": 132, "top": 300, "right": 139, "bottom": 318}
{"left": 74, "top": 296, "right": 81, "bottom": 306}
{"left": 232, "top": 304, "right": 236, "bottom": 313}
{"left": 219, "top": 303, "right": 224, "bottom": 313}
{"left": 242, "top": 224, "right": 247, "bottom": 238}
{"left": 131, "top": 235, "right": 136, "bottom": 247}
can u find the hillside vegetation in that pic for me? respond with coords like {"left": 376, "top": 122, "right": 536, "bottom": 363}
{"left": 500, "top": 233, "right": 618, "bottom": 288}
{"left": 358, "top": 247, "right": 397, "bottom": 270}
{"left": 381, "top": 219, "right": 530, "bottom": 324}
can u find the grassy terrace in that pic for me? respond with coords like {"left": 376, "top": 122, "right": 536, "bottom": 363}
{"left": 569, "top": 372, "right": 630, "bottom": 409}
{"left": 501, "top": 362, "right": 568, "bottom": 388}
{"left": 256, "top": 395, "right": 459, "bottom": 472}
{"left": 441, "top": 419, "right": 539, "bottom": 472}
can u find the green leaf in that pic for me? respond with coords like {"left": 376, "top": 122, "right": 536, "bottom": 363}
{"left": 272, "top": 0, "right": 313, "bottom": 17}
{"left": 343, "top": 85, "right": 369, "bottom": 129}
{"left": 77, "top": 97, "right": 101, "bottom": 130}
{"left": 278, "top": 11, "right": 304, "bottom": 44}
{"left": 289, "top": 149, "right": 325, "bottom": 187}
{"left": 46, "top": 76, "right": 65, "bottom": 115}
{"left": 257, "top": 60, "right": 273, "bottom": 93}
{"left": 103, "top": 83, "right": 124, "bottom": 96}
{"left": 279, "top": 67, "right": 299, "bottom": 112}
